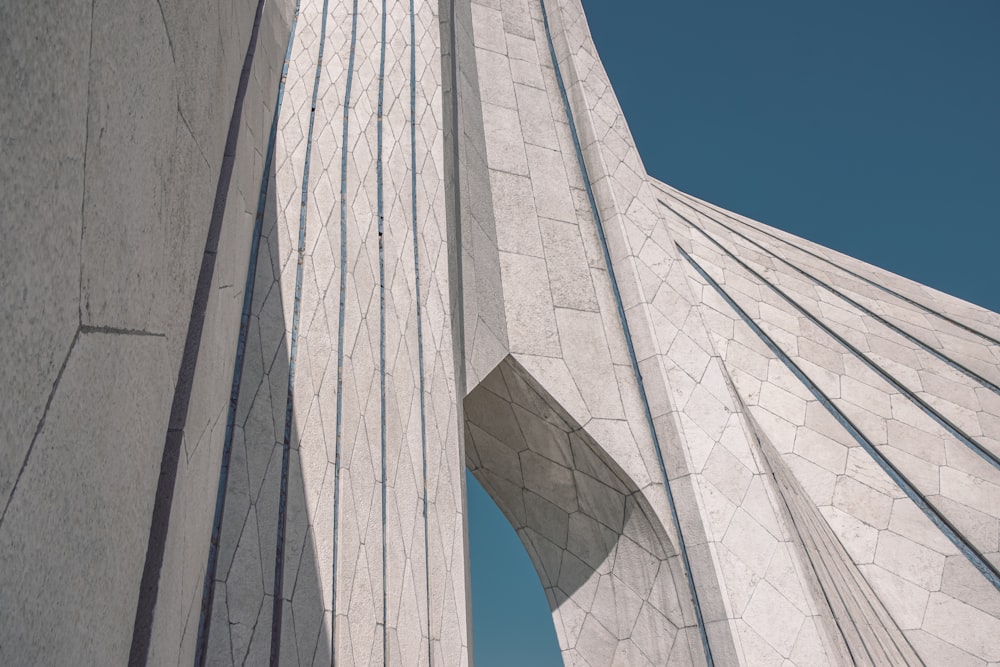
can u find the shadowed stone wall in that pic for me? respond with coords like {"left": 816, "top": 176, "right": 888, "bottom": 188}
{"left": 0, "top": 0, "right": 295, "bottom": 662}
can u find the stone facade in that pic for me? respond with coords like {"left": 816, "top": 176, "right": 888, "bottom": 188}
{"left": 2, "top": 0, "right": 999, "bottom": 664}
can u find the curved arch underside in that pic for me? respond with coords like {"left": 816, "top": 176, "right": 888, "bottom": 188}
{"left": 466, "top": 356, "right": 699, "bottom": 665}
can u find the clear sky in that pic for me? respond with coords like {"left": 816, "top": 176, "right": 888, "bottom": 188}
{"left": 467, "top": 1, "right": 1000, "bottom": 664}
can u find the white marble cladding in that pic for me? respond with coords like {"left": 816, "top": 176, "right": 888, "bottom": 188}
{"left": 202, "top": 0, "right": 468, "bottom": 664}
{"left": 467, "top": 357, "right": 703, "bottom": 664}
{"left": 470, "top": 0, "right": 850, "bottom": 662}
{"left": 467, "top": 0, "right": 1000, "bottom": 662}
{"left": 4, "top": 0, "right": 1000, "bottom": 663}
{"left": 658, "top": 179, "right": 1000, "bottom": 665}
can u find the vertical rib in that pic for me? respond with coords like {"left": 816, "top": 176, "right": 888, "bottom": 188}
{"left": 331, "top": 0, "right": 360, "bottom": 663}
{"left": 536, "top": 0, "right": 713, "bottom": 662}
{"left": 270, "top": 0, "right": 333, "bottom": 660}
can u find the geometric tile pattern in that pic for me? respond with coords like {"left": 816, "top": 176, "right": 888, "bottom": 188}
{"left": 199, "top": 0, "right": 466, "bottom": 663}
{"left": 466, "top": 357, "right": 700, "bottom": 666}
{"left": 463, "top": 0, "right": 882, "bottom": 661}
{"left": 659, "top": 183, "right": 1000, "bottom": 664}
{"left": 3, "top": 0, "right": 999, "bottom": 664}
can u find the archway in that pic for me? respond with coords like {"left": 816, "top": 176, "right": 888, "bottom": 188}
{"left": 465, "top": 357, "right": 697, "bottom": 665}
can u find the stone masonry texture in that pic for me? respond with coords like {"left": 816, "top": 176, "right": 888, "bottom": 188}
{"left": 2, "top": 0, "right": 1000, "bottom": 664}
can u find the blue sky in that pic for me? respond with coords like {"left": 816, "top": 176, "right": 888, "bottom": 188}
{"left": 467, "top": 1, "right": 1000, "bottom": 664}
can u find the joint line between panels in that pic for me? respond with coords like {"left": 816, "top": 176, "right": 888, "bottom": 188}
{"left": 667, "top": 188, "right": 1000, "bottom": 348}
{"left": 408, "top": 0, "right": 434, "bottom": 663}
{"left": 188, "top": 1, "right": 303, "bottom": 665}
{"left": 376, "top": 0, "right": 389, "bottom": 661}
{"left": 133, "top": 0, "right": 276, "bottom": 656}
{"left": 332, "top": 0, "right": 360, "bottom": 664}
{"left": 679, "top": 244, "right": 1000, "bottom": 593}
{"left": 659, "top": 198, "right": 1000, "bottom": 398}
{"left": 536, "top": 0, "right": 714, "bottom": 663}
{"left": 670, "top": 206, "right": 1000, "bottom": 476}
{"left": 270, "top": 0, "right": 334, "bottom": 661}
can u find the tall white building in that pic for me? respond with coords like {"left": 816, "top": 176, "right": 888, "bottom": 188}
{"left": 2, "top": 0, "right": 999, "bottom": 664}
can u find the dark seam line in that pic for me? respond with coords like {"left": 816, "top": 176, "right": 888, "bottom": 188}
{"left": 672, "top": 208, "right": 1000, "bottom": 475}
{"left": 668, "top": 188, "right": 1000, "bottom": 349}
{"left": 331, "top": 0, "right": 359, "bottom": 663}
{"left": 409, "top": 0, "right": 433, "bottom": 662}
{"left": 816, "top": 492, "right": 922, "bottom": 666}
{"left": 377, "top": 0, "right": 389, "bottom": 661}
{"left": 706, "top": 219, "right": 934, "bottom": 667}
{"left": 535, "top": 1, "right": 713, "bottom": 663}
{"left": 271, "top": 0, "right": 333, "bottom": 661}
{"left": 79, "top": 325, "right": 166, "bottom": 337}
{"left": 770, "top": 473, "right": 864, "bottom": 665}
{"left": 838, "top": 509, "right": 924, "bottom": 666}
{"left": 742, "top": 378, "right": 919, "bottom": 665}
{"left": 440, "top": 0, "right": 465, "bottom": 654}
{"left": 129, "top": 0, "right": 270, "bottom": 660}
{"left": 79, "top": 1, "right": 94, "bottom": 327}
{"left": 679, "top": 244, "right": 1000, "bottom": 593}
{"left": 756, "top": 437, "right": 877, "bottom": 664}
{"left": 193, "top": 4, "right": 302, "bottom": 664}
{"left": 154, "top": 0, "right": 176, "bottom": 63}
{"left": 790, "top": 484, "right": 884, "bottom": 665}
{"left": 445, "top": 0, "right": 464, "bottom": 400}
{"left": 660, "top": 198, "right": 1000, "bottom": 398}
{"left": 740, "top": 373, "right": 917, "bottom": 667}
{"left": 0, "top": 327, "right": 81, "bottom": 530}
{"left": 721, "top": 375, "right": 865, "bottom": 665}
{"left": 792, "top": 459, "right": 912, "bottom": 664}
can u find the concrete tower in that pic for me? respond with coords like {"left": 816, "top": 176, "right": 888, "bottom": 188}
{"left": 2, "top": 0, "right": 999, "bottom": 664}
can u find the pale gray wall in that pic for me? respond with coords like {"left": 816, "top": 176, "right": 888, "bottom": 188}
{"left": 0, "top": 0, "right": 294, "bottom": 662}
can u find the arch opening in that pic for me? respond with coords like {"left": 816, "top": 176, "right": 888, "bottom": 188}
{"left": 465, "top": 356, "right": 697, "bottom": 665}
{"left": 467, "top": 470, "right": 563, "bottom": 665}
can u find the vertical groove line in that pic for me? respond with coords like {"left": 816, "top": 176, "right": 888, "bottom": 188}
{"left": 667, "top": 187, "right": 1000, "bottom": 348}
{"left": 331, "top": 0, "right": 360, "bottom": 662}
{"left": 190, "top": 3, "right": 302, "bottom": 665}
{"left": 376, "top": 0, "right": 389, "bottom": 661}
{"left": 535, "top": 1, "right": 713, "bottom": 662}
{"left": 770, "top": 481, "right": 868, "bottom": 665}
{"left": 678, "top": 245, "right": 1000, "bottom": 593}
{"left": 409, "top": 0, "right": 434, "bottom": 663}
{"left": 660, "top": 197, "right": 1000, "bottom": 397}
{"left": 440, "top": 0, "right": 471, "bottom": 654}
{"left": 726, "top": 382, "right": 872, "bottom": 665}
{"left": 671, "top": 208, "right": 1000, "bottom": 474}
{"left": 130, "top": 0, "right": 274, "bottom": 659}
{"left": 708, "top": 235, "right": 927, "bottom": 666}
{"left": 271, "top": 0, "right": 333, "bottom": 661}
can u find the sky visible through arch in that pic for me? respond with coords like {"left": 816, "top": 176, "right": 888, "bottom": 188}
{"left": 467, "top": 1, "right": 1000, "bottom": 664}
